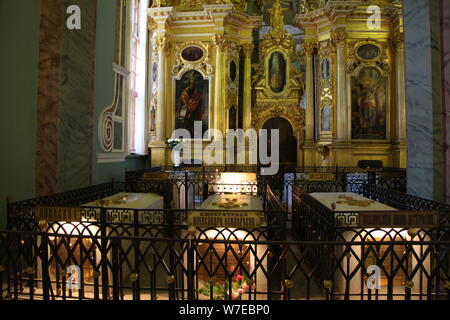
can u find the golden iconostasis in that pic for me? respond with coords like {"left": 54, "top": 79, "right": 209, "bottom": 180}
{"left": 146, "top": 0, "right": 406, "bottom": 168}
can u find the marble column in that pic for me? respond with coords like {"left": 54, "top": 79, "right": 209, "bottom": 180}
{"left": 36, "top": 0, "right": 64, "bottom": 196}
{"left": 403, "top": 0, "right": 444, "bottom": 201}
{"left": 242, "top": 43, "right": 254, "bottom": 131}
{"left": 392, "top": 32, "right": 407, "bottom": 168}
{"left": 443, "top": 0, "right": 450, "bottom": 203}
{"left": 149, "top": 37, "right": 168, "bottom": 166}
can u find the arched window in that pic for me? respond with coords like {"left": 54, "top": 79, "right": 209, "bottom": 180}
{"left": 97, "top": 0, "right": 150, "bottom": 161}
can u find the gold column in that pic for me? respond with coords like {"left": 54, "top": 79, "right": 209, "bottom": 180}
{"left": 304, "top": 42, "right": 315, "bottom": 141}
{"left": 214, "top": 36, "right": 226, "bottom": 133}
{"left": 155, "top": 37, "right": 167, "bottom": 141}
{"left": 333, "top": 31, "right": 348, "bottom": 141}
{"left": 242, "top": 43, "right": 254, "bottom": 131}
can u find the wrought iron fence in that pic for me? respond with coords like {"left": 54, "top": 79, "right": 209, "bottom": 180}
{"left": 0, "top": 230, "right": 448, "bottom": 301}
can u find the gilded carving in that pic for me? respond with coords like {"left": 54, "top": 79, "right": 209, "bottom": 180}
{"left": 213, "top": 35, "right": 227, "bottom": 51}
{"left": 331, "top": 30, "right": 347, "bottom": 47}
{"left": 251, "top": 105, "right": 306, "bottom": 136}
{"left": 172, "top": 42, "right": 214, "bottom": 76}
{"left": 302, "top": 42, "right": 316, "bottom": 55}
{"left": 268, "top": 0, "right": 286, "bottom": 39}
{"left": 155, "top": 37, "right": 171, "bottom": 54}
{"left": 390, "top": 32, "right": 404, "bottom": 50}
{"left": 242, "top": 43, "right": 254, "bottom": 57}
{"left": 347, "top": 40, "right": 390, "bottom": 75}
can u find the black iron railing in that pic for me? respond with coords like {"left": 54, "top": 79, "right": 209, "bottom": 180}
{"left": 0, "top": 230, "right": 448, "bottom": 301}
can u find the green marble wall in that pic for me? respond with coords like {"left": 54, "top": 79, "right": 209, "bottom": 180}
{"left": 0, "top": 0, "right": 40, "bottom": 228}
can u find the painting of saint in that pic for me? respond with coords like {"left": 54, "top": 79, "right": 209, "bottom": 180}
{"left": 269, "top": 52, "right": 286, "bottom": 93}
{"left": 321, "top": 58, "right": 330, "bottom": 81}
{"left": 181, "top": 46, "right": 204, "bottom": 62}
{"left": 357, "top": 44, "right": 381, "bottom": 61}
{"left": 150, "top": 106, "right": 156, "bottom": 132}
{"left": 351, "top": 67, "right": 387, "bottom": 139}
{"left": 229, "top": 106, "right": 237, "bottom": 130}
{"left": 321, "top": 105, "right": 330, "bottom": 131}
{"left": 175, "top": 70, "right": 209, "bottom": 136}
{"left": 229, "top": 60, "right": 237, "bottom": 82}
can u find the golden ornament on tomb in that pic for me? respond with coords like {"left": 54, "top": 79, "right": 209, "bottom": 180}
{"left": 336, "top": 195, "right": 374, "bottom": 207}
{"left": 323, "top": 280, "right": 333, "bottom": 289}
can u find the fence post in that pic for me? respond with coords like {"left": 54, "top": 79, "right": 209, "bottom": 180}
{"left": 111, "top": 238, "right": 119, "bottom": 300}
{"left": 187, "top": 239, "right": 195, "bottom": 300}
{"left": 100, "top": 207, "right": 109, "bottom": 300}
{"left": 40, "top": 234, "right": 50, "bottom": 300}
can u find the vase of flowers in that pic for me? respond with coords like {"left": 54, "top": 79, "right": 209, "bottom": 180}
{"left": 197, "top": 274, "right": 255, "bottom": 300}
{"left": 166, "top": 138, "right": 183, "bottom": 166}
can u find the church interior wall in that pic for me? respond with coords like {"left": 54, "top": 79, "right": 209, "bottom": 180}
{"left": 0, "top": 0, "right": 40, "bottom": 229}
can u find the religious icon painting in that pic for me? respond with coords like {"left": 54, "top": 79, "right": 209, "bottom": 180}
{"left": 229, "top": 105, "right": 237, "bottom": 130}
{"left": 152, "top": 62, "right": 158, "bottom": 82}
{"left": 181, "top": 46, "right": 204, "bottom": 62}
{"left": 229, "top": 60, "right": 237, "bottom": 82}
{"left": 351, "top": 67, "right": 387, "bottom": 140}
{"left": 320, "top": 58, "right": 331, "bottom": 81}
{"left": 175, "top": 70, "right": 209, "bottom": 137}
{"left": 356, "top": 43, "right": 381, "bottom": 61}
{"left": 321, "top": 105, "right": 331, "bottom": 132}
{"left": 268, "top": 51, "right": 286, "bottom": 93}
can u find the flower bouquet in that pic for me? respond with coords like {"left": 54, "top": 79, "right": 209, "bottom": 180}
{"left": 166, "top": 138, "right": 183, "bottom": 166}
{"left": 165, "top": 138, "right": 183, "bottom": 151}
{"left": 197, "top": 274, "right": 255, "bottom": 300}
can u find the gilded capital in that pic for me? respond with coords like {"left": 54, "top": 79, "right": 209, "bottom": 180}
{"left": 213, "top": 35, "right": 227, "bottom": 51}
{"left": 331, "top": 31, "right": 347, "bottom": 47}
{"left": 242, "top": 43, "right": 255, "bottom": 58}
{"left": 152, "top": 0, "right": 172, "bottom": 7}
{"left": 302, "top": 42, "right": 316, "bottom": 55}
{"left": 155, "top": 37, "right": 170, "bottom": 53}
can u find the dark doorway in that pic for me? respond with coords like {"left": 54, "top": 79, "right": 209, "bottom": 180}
{"left": 262, "top": 117, "right": 297, "bottom": 165}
